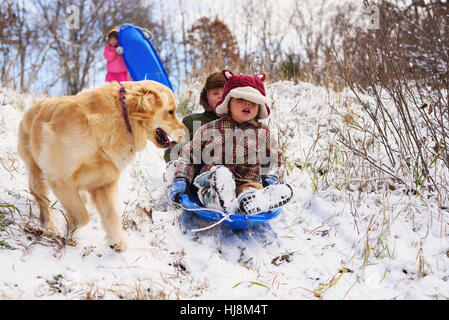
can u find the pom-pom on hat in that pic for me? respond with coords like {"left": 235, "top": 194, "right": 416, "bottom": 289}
{"left": 214, "top": 70, "right": 270, "bottom": 119}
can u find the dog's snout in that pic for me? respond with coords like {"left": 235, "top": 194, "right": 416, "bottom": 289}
{"left": 177, "top": 123, "right": 187, "bottom": 142}
{"left": 170, "top": 127, "right": 187, "bottom": 143}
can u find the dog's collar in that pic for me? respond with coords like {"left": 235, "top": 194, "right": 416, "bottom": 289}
{"left": 119, "top": 83, "right": 132, "bottom": 133}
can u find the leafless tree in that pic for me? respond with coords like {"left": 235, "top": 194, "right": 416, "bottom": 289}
{"left": 184, "top": 16, "right": 242, "bottom": 79}
{"left": 0, "top": 0, "right": 53, "bottom": 93}
{"left": 33, "top": 0, "right": 159, "bottom": 95}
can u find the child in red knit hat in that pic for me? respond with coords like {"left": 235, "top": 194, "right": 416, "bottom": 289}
{"left": 103, "top": 29, "right": 131, "bottom": 83}
{"left": 169, "top": 70, "right": 293, "bottom": 215}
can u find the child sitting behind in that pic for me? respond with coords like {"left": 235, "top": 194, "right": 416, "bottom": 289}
{"left": 103, "top": 29, "right": 131, "bottom": 83}
{"left": 169, "top": 70, "right": 293, "bottom": 215}
{"left": 164, "top": 71, "right": 225, "bottom": 163}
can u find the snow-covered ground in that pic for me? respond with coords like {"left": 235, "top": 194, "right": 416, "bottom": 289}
{"left": 0, "top": 81, "right": 448, "bottom": 300}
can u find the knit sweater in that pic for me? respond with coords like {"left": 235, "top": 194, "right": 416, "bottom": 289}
{"left": 174, "top": 115, "right": 282, "bottom": 188}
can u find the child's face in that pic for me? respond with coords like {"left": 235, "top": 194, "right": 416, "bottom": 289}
{"left": 206, "top": 87, "right": 224, "bottom": 112}
{"left": 229, "top": 98, "right": 259, "bottom": 123}
{"left": 108, "top": 37, "right": 118, "bottom": 47}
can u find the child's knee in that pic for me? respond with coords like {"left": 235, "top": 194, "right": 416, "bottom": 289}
{"left": 236, "top": 182, "right": 263, "bottom": 197}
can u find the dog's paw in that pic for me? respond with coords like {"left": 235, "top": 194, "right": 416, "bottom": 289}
{"left": 108, "top": 237, "right": 128, "bottom": 252}
{"left": 43, "top": 220, "right": 61, "bottom": 235}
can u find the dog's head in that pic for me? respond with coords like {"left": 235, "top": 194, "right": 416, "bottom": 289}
{"left": 125, "top": 80, "right": 187, "bottom": 149}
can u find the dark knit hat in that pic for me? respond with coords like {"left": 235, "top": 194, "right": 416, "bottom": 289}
{"left": 199, "top": 72, "right": 226, "bottom": 109}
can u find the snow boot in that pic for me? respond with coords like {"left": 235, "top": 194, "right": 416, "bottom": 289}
{"left": 238, "top": 183, "right": 293, "bottom": 215}
{"left": 194, "top": 166, "right": 237, "bottom": 213}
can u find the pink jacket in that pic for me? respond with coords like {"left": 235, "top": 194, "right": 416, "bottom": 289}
{"left": 103, "top": 45, "right": 128, "bottom": 73}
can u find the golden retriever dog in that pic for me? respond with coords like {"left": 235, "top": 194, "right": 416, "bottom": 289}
{"left": 17, "top": 80, "right": 186, "bottom": 251}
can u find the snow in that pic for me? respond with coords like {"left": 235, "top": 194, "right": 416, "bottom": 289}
{"left": 1, "top": 81, "right": 448, "bottom": 300}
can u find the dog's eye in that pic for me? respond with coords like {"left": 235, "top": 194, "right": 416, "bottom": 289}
{"left": 168, "top": 110, "right": 174, "bottom": 115}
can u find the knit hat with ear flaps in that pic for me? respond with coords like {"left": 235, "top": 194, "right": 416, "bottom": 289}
{"left": 199, "top": 72, "right": 226, "bottom": 109}
{"left": 214, "top": 69, "right": 270, "bottom": 119}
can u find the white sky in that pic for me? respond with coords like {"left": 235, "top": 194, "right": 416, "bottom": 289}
{"left": 18, "top": 0, "right": 419, "bottom": 93}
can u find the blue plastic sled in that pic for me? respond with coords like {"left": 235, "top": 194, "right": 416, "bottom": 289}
{"left": 179, "top": 193, "right": 282, "bottom": 230}
{"left": 118, "top": 24, "right": 173, "bottom": 91}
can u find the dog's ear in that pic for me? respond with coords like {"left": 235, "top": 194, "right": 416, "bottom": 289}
{"left": 137, "top": 86, "right": 163, "bottom": 109}
{"left": 129, "top": 112, "right": 153, "bottom": 121}
{"left": 128, "top": 85, "right": 164, "bottom": 113}
{"left": 136, "top": 86, "right": 153, "bottom": 96}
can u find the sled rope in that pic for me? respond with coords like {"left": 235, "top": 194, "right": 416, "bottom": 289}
{"left": 177, "top": 203, "right": 234, "bottom": 232}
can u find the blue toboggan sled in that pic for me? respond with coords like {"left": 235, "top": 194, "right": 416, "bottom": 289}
{"left": 118, "top": 24, "right": 174, "bottom": 91}
{"left": 179, "top": 193, "right": 282, "bottom": 230}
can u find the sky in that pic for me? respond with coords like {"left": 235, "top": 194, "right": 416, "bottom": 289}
{"left": 14, "top": 0, "right": 415, "bottom": 95}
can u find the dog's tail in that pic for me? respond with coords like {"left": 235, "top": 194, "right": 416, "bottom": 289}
{"left": 18, "top": 117, "right": 31, "bottom": 164}
{"left": 17, "top": 100, "right": 47, "bottom": 161}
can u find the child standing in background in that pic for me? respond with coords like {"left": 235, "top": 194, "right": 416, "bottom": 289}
{"left": 103, "top": 29, "right": 131, "bottom": 82}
